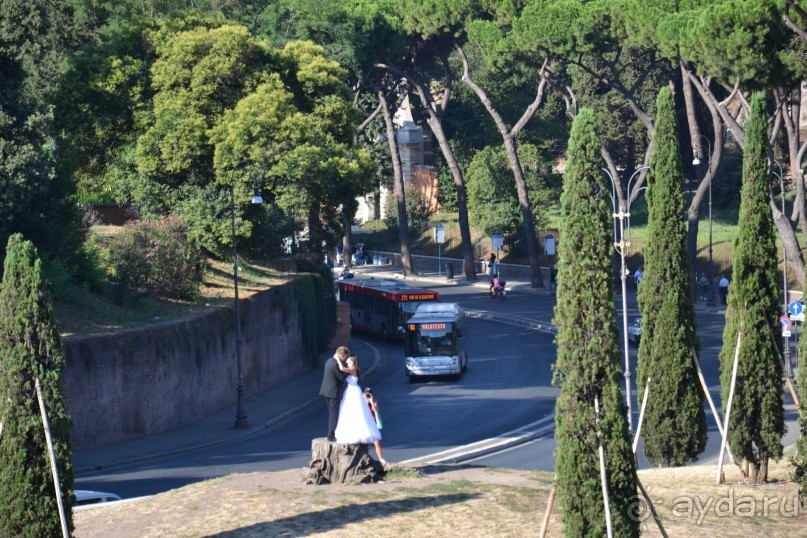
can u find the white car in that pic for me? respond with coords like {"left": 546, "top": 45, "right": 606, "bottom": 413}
{"left": 627, "top": 317, "right": 642, "bottom": 346}
{"left": 73, "top": 489, "right": 122, "bottom": 507}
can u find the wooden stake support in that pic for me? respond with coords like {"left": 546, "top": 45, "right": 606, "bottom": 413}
{"left": 36, "top": 377, "right": 70, "bottom": 538}
{"left": 717, "top": 332, "right": 742, "bottom": 485}
{"left": 692, "top": 348, "right": 734, "bottom": 465}
{"left": 539, "top": 480, "right": 557, "bottom": 538}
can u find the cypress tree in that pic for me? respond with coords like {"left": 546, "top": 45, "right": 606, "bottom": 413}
{"left": 636, "top": 87, "right": 707, "bottom": 466}
{"left": 718, "top": 91, "right": 783, "bottom": 484}
{"left": 0, "top": 234, "right": 74, "bottom": 537}
{"left": 554, "top": 108, "right": 638, "bottom": 537}
{"left": 794, "top": 290, "right": 807, "bottom": 500}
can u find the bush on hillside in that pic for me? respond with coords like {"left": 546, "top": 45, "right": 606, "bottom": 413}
{"left": 105, "top": 216, "right": 205, "bottom": 301}
{"left": 384, "top": 186, "right": 430, "bottom": 233}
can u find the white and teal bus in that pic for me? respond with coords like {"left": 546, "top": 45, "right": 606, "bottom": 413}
{"left": 404, "top": 303, "right": 469, "bottom": 381}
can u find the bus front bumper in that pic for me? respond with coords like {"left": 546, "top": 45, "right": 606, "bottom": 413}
{"left": 405, "top": 356, "right": 460, "bottom": 376}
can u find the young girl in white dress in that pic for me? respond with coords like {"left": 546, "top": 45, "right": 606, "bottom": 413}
{"left": 334, "top": 356, "right": 382, "bottom": 448}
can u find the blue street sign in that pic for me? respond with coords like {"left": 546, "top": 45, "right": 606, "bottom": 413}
{"left": 788, "top": 301, "right": 803, "bottom": 316}
{"left": 780, "top": 316, "right": 792, "bottom": 331}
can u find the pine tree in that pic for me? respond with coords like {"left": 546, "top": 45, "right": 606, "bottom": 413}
{"left": 553, "top": 108, "right": 639, "bottom": 537}
{"left": 719, "top": 91, "right": 783, "bottom": 484}
{"left": 636, "top": 87, "right": 707, "bottom": 466}
{"left": 0, "top": 234, "right": 74, "bottom": 537}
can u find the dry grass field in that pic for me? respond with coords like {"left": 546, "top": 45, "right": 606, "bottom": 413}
{"left": 74, "top": 459, "right": 804, "bottom": 537}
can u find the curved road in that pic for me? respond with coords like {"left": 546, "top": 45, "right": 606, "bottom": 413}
{"left": 76, "top": 282, "right": 557, "bottom": 498}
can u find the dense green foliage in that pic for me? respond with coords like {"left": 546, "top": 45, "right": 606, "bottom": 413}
{"left": 0, "top": 1, "right": 87, "bottom": 272}
{"left": 553, "top": 108, "right": 638, "bottom": 537}
{"left": 718, "top": 92, "right": 783, "bottom": 483}
{"left": 637, "top": 88, "right": 706, "bottom": 466}
{"left": 293, "top": 261, "right": 336, "bottom": 357}
{"left": 465, "top": 143, "right": 558, "bottom": 252}
{"left": 0, "top": 234, "right": 73, "bottom": 537}
{"left": 57, "top": 12, "right": 375, "bottom": 259}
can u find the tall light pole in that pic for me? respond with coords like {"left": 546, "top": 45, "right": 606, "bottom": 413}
{"left": 605, "top": 165, "right": 649, "bottom": 435}
{"left": 692, "top": 135, "right": 714, "bottom": 306}
{"left": 771, "top": 160, "right": 791, "bottom": 376}
{"left": 231, "top": 175, "right": 264, "bottom": 428}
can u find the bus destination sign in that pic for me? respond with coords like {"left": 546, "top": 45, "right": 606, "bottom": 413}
{"left": 417, "top": 323, "right": 447, "bottom": 330}
{"left": 400, "top": 293, "right": 437, "bottom": 301}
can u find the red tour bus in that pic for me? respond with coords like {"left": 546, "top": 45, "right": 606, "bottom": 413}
{"left": 336, "top": 279, "right": 440, "bottom": 339}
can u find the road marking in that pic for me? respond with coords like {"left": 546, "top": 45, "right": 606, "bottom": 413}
{"left": 401, "top": 414, "right": 556, "bottom": 465}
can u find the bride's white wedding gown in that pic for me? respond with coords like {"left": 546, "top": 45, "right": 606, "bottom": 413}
{"left": 335, "top": 375, "right": 381, "bottom": 444}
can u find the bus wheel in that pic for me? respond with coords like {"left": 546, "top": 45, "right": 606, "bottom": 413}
{"left": 407, "top": 373, "right": 418, "bottom": 383}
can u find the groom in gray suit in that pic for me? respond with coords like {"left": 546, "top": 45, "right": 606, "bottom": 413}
{"left": 320, "top": 346, "right": 349, "bottom": 442}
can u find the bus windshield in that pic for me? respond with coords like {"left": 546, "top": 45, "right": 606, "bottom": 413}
{"left": 404, "top": 323, "right": 457, "bottom": 356}
{"left": 400, "top": 302, "right": 424, "bottom": 319}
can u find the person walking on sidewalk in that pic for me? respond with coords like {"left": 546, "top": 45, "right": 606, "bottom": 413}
{"left": 697, "top": 272, "right": 709, "bottom": 302}
{"left": 319, "top": 346, "right": 351, "bottom": 442}
{"left": 487, "top": 253, "right": 497, "bottom": 278}
{"left": 718, "top": 274, "right": 730, "bottom": 305}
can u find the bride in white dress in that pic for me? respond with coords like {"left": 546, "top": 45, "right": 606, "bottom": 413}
{"left": 334, "top": 356, "right": 382, "bottom": 445}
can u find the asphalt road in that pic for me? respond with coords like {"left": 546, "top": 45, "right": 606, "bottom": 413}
{"left": 75, "top": 281, "right": 558, "bottom": 498}
{"left": 468, "top": 288, "right": 802, "bottom": 471}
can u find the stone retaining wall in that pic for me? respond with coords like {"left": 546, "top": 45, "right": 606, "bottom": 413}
{"left": 63, "top": 283, "right": 308, "bottom": 449}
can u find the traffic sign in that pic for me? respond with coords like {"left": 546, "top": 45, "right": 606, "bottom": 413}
{"left": 492, "top": 233, "right": 504, "bottom": 251}
{"left": 780, "top": 316, "right": 792, "bottom": 337}
{"left": 788, "top": 301, "right": 803, "bottom": 316}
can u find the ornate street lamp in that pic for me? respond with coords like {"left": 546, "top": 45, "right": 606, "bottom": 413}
{"left": 771, "top": 161, "right": 791, "bottom": 376}
{"left": 231, "top": 175, "right": 263, "bottom": 428}
{"left": 605, "top": 165, "right": 649, "bottom": 435}
{"left": 692, "top": 135, "right": 715, "bottom": 306}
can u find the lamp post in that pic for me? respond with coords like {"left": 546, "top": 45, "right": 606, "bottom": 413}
{"left": 231, "top": 175, "right": 264, "bottom": 428}
{"left": 771, "top": 161, "right": 792, "bottom": 376}
{"left": 605, "top": 165, "right": 649, "bottom": 435}
{"left": 692, "top": 135, "right": 714, "bottom": 306}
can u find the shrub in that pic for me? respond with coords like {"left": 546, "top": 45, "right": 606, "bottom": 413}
{"left": 105, "top": 216, "right": 205, "bottom": 301}
{"left": 384, "top": 186, "right": 430, "bottom": 233}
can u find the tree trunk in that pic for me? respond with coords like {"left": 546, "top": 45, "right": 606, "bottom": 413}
{"left": 456, "top": 44, "right": 545, "bottom": 287}
{"left": 503, "top": 133, "right": 544, "bottom": 287}
{"left": 307, "top": 203, "right": 323, "bottom": 259}
{"left": 425, "top": 114, "right": 476, "bottom": 279}
{"left": 375, "top": 62, "right": 477, "bottom": 281}
{"left": 304, "top": 438, "right": 384, "bottom": 485}
{"left": 379, "top": 89, "right": 415, "bottom": 275}
{"left": 746, "top": 458, "right": 769, "bottom": 484}
{"left": 342, "top": 213, "right": 353, "bottom": 269}
{"left": 409, "top": 84, "right": 476, "bottom": 280}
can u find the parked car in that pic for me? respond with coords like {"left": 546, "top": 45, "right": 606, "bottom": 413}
{"left": 627, "top": 317, "right": 642, "bottom": 346}
{"left": 73, "top": 490, "right": 122, "bottom": 507}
